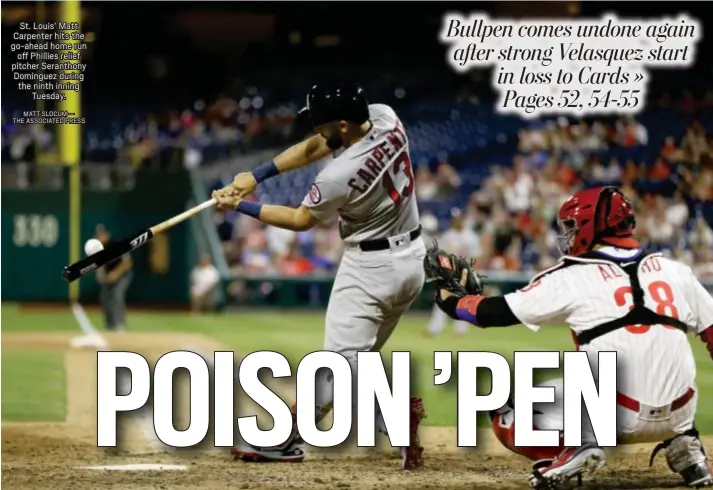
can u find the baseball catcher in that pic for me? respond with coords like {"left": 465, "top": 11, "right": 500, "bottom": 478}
{"left": 429, "top": 187, "right": 713, "bottom": 489}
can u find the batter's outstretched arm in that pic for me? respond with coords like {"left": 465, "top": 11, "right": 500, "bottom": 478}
{"left": 229, "top": 135, "right": 333, "bottom": 197}
{"left": 255, "top": 204, "right": 318, "bottom": 232}
{"left": 216, "top": 170, "right": 344, "bottom": 231}
{"left": 221, "top": 198, "right": 318, "bottom": 232}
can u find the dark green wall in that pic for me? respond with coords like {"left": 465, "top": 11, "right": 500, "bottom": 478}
{"left": 231, "top": 276, "right": 528, "bottom": 310}
{"left": 1, "top": 169, "right": 194, "bottom": 304}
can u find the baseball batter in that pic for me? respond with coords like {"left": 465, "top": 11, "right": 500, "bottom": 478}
{"left": 430, "top": 187, "right": 713, "bottom": 489}
{"left": 212, "top": 82, "right": 427, "bottom": 470}
{"left": 425, "top": 208, "right": 480, "bottom": 337}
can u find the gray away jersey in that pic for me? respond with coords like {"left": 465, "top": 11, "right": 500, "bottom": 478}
{"left": 302, "top": 104, "right": 420, "bottom": 244}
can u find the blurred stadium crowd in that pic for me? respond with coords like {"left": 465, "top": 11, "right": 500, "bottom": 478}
{"left": 5, "top": 86, "right": 712, "bottom": 281}
{"left": 1, "top": 92, "right": 301, "bottom": 168}
{"left": 3, "top": 3, "right": 712, "bottom": 285}
{"left": 206, "top": 90, "right": 713, "bottom": 281}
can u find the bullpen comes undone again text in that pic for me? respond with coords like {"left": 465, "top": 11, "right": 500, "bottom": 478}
{"left": 438, "top": 12, "right": 702, "bottom": 118}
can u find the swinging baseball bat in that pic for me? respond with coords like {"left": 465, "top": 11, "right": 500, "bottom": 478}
{"left": 62, "top": 198, "right": 216, "bottom": 283}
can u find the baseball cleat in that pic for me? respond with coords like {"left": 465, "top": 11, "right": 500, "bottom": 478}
{"left": 528, "top": 444, "right": 606, "bottom": 489}
{"left": 231, "top": 404, "right": 306, "bottom": 463}
{"left": 401, "top": 397, "right": 426, "bottom": 471}
{"left": 231, "top": 443, "right": 306, "bottom": 463}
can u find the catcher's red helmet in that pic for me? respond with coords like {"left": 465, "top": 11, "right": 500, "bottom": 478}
{"left": 557, "top": 186, "right": 639, "bottom": 256}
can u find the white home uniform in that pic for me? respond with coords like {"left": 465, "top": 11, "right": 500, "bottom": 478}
{"left": 499, "top": 247, "right": 713, "bottom": 446}
{"left": 427, "top": 227, "right": 480, "bottom": 336}
{"left": 302, "top": 104, "right": 426, "bottom": 416}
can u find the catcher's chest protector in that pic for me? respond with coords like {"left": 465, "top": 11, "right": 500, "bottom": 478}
{"left": 551, "top": 253, "right": 692, "bottom": 346}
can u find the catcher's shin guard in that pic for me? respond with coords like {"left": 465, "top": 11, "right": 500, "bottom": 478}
{"left": 490, "top": 399, "right": 563, "bottom": 462}
{"left": 650, "top": 428, "right": 713, "bottom": 487}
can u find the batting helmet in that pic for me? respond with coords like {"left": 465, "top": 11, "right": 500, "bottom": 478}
{"left": 302, "top": 82, "right": 369, "bottom": 127}
{"left": 557, "top": 186, "right": 639, "bottom": 256}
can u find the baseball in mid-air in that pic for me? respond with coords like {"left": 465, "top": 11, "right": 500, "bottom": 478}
{"left": 84, "top": 238, "right": 104, "bottom": 256}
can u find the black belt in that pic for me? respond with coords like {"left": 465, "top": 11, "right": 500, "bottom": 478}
{"left": 359, "top": 225, "right": 422, "bottom": 252}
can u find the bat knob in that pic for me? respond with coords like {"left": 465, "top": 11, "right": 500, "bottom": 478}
{"left": 62, "top": 266, "right": 72, "bottom": 282}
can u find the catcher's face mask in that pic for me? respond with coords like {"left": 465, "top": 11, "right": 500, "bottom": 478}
{"left": 556, "top": 218, "right": 577, "bottom": 256}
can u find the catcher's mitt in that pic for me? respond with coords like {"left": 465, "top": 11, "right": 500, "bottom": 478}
{"left": 423, "top": 241, "right": 484, "bottom": 298}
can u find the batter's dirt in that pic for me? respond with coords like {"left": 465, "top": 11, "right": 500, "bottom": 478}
{"left": 2, "top": 331, "right": 710, "bottom": 489}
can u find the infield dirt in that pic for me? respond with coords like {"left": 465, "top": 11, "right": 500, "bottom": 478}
{"left": 2, "top": 331, "right": 710, "bottom": 489}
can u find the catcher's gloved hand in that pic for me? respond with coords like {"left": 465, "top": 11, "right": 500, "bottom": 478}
{"left": 423, "top": 242, "right": 484, "bottom": 319}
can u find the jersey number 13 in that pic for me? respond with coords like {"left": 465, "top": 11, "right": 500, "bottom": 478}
{"left": 383, "top": 151, "right": 415, "bottom": 206}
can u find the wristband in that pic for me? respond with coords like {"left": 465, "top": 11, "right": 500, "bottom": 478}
{"left": 252, "top": 160, "right": 280, "bottom": 183}
{"left": 455, "top": 295, "right": 486, "bottom": 325}
{"left": 236, "top": 200, "right": 263, "bottom": 219}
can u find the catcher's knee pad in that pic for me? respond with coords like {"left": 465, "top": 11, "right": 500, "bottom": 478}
{"left": 490, "top": 399, "right": 562, "bottom": 462}
{"left": 650, "top": 428, "right": 711, "bottom": 487}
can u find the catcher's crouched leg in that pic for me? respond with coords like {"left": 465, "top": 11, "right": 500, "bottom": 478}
{"left": 490, "top": 400, "right": 563, "bottom": 462}
{"left": 490, "top": 379, "right": 567, "bottom": 462}
{"left": 489, "top": 380, "right": 606, "bottom": 489}
{"left": 650, "top": 428, "right": 713, "bottom": 487}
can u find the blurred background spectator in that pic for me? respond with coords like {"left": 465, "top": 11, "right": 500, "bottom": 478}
{"left": 190, "top": 252, "right": 221, "bottom": 313}
{"left": 2, "top": 1, "right": 712, "bottom": 306}
{"left": 95, "top": 224, "right": 133, "bottom": 330}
